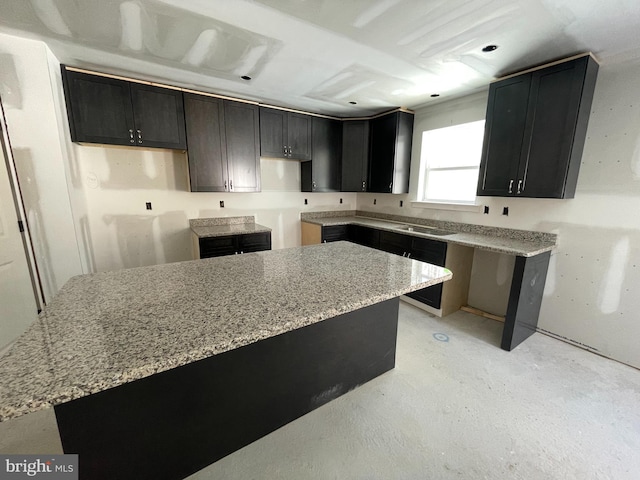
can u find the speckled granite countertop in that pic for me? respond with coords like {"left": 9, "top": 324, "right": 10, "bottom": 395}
{"left": 190, "top": 216, "right": 271, "bottom": 238}
{"left": 301, "top": 211, "right": 556, "bottom": 257}
{"left": 0, "top": 242, "right": 450, "bottom": 421}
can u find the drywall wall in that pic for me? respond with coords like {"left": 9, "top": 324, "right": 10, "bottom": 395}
{"left": 73, "top": 145, "right": 355, "bottom": 272}
{"left": 0, "top": 33, "right": 83, "bottom": 303}
{"left": 357, "top": 62, "right": 640, "bottom": 369}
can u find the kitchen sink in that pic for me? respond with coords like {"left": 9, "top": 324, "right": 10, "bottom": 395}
{"left": 396, "top": 225, "right": 455, "bottom": 236}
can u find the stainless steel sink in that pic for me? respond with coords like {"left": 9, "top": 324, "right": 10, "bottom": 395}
{"left": 396, "top": 225, "right": 455, "bottom": 236}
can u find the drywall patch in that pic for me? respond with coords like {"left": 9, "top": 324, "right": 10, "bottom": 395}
{"left": 597, "top": 236, "right": 630, "bottom": 314}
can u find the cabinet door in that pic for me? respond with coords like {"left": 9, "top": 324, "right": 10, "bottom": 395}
{"left": 238, "top": 232, "right": 271, "bottom": 253}
{"left": 287, "top": 113, "right": 312, "bottom": 160}
{"left": 63, "top": 70, "right": 135, "bottom": 146}
{"left": 347, "top": 224, "right": 380, "bottom": 249}
{"left": 477, "top": 75, "right": 531, "bottom": 196}
{"left": 368, "top": 113, "right": 398, "bottom": 193}
{"left": 519, "top": 57, "right": 593, "bottom": 198}
{"left": 302, "top": 117, "right": 341, "bottom": 192}
{"left": 130, "top": 83, "right": 186, "bottom": 149}
{"left": 225, "top": 101, "right": 261, "bottom": 192}
{"left": 321, "top": 225, "right": 348, "bottom": 243}
{"left": 184, "top": 94, "right": 227, "bottom": 192}
{"left": 341, "top": 120, "right": 369, "bottom": 191}
{"left": 406, "top": 237, "right": 447, "bottom": 309}
{"left": 199, "top": 236, "right": 238, "bottom": 258}
{"left": 378, "top": 231, "right": 411, "bottom": 256}
{"left": 259, "top": 107, "right": 287, "bottom": 158}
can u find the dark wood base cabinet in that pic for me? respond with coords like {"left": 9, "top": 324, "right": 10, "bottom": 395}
{"left": 55, "top": 298, "right": 399, "bottom": 480}
{"left": 197, "top": 232, "right": 271, "bottom": 259}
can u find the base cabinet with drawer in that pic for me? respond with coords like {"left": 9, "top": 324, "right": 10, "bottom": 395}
{"left": 195, "top": 232, "right": 272, "bottom": 259}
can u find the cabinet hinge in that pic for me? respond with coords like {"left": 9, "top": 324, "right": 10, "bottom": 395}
{"left": 18, "top": 220, "right": 25, "bottom": 232}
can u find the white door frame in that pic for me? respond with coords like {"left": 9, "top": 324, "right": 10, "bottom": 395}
{"left": 0, "top": 99, "right": 44, "bottom": 313}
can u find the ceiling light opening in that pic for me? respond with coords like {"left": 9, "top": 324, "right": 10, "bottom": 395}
{"left": 482, "top": 45, "right": 498, "bottom": 52}
{"left": 430, "top": 94, "right": 440, "bottom": 98}
{"left": 241, "top": 75, "right": 252, "bottom": 81}
{"left": 349, "top": 101, "right": 357, "bottom": 105}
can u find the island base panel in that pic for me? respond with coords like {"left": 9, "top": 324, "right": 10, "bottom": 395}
{"left": 54, "top": 298, "right": 399, "bottom": 480}
{"left": 501, "top": 251, "right": 551, "bottom": 351}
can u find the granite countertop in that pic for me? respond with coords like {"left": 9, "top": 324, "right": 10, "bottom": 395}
{"left": 301, "top": 211, "right": 557, "bottom": 257}
{"left": 190, "top": 216, "right": 271, "bottom": 238}
{"left": 0, "top": 242, "right": 450, "bottom": 421}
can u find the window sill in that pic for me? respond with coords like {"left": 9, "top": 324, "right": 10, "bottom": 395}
{"left": 410, "top": 200, "right": 484, "bottom": 213}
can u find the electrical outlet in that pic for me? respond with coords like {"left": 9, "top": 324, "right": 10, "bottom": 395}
{"left": 373, "top": 198, "right": 377, "bottom": 205}
{"left": 340, "top": 198, "right": 343, "bottom": 204}
{"left": 400, "top": 200, "right": 403, "bottom": 207}
{"left": 484, "top": 206, "right": 489, "bottom": 214}
{"left": 145, "top": 202, "right": 152, "bottom": 210}
{"left": 304, "top": 198, "right": 308, "bottom": 205}
{"left": 502, "top": 206, "right": 509, "bottom": 216}
{"left": 220, "top": 201, "right": 224, "bottom": 208}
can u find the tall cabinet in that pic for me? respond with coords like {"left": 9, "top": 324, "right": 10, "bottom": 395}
{"left": 477, "top": 54, "right": 599, "bottom": 198}
{"left": 184, "top": 94, "right": 260, "bottom": 192}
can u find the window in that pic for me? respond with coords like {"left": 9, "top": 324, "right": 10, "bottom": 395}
{"left": 417, "top": 120, "right": 485, "bottom": 204}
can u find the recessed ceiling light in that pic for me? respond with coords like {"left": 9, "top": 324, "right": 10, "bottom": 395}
{"left": 349, "top": 101, "right": 357, "bottom": 105}
{"left": 241, "top": 75, "right": 252, "bottom": 81}
{"left": 482, "top": 45, "right": 498, "bottom": 52}
{"left": 430, "top": 94, "right": 440, "bottom": 98}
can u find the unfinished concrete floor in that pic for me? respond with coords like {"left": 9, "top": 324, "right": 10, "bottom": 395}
{"left": 1, "top": 302, "right": 639, "bottom": 479}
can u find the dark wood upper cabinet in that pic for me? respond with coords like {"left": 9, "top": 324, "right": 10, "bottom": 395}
{"left": 62, "top": 68, "right": 186, "bottom": 150}
{"left": 477, "top": 54, "right": 599, "bottom": 198}
{"left": 341, "top": 120, "right": 370, "bottom": 192}
{"left": 259, "top": 107, "right": 312, "bottom": 160}
{"left": 185, "top": 93, "right": 260, "bottom": 192}
{"left": 302, "top": 117, "right": 342, "bottom": 192}
{"left": 368, "top": 111, "right": 414, "bottom": 194}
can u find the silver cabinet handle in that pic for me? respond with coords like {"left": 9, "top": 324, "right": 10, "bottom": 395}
{"left": 517, "top": 179, "right": 522, "bottom": 194}
{"left": 407, "top": 252, "right": 411, "bottom": 258}
{"left": 224, "top": 180, "right": 228, "bottom": 191}
{"left": 283, "top": 145, "right": 287, "bottom": 156}
{"left": 508, "top": 179, "right": 513, "bottom": 193}
{"left": 312, "top": 181, "right": 316, "bottom": 190}
{"left": 389, "top": 182, "right": 392, "bottom": 191}
{"left": 129, "top": 129, "right": 135, "bottom": 144}
{"left": 288, "top": 146, "right": 293, "bottom": 157}
{"left": 362, "top": 181, "right": 366, "bottom": 191}
{"left": 230, "top": 179, "right": 233, "bottom": 191}
{"left": 137, "top": 129, "right": 142, "bottom": 144}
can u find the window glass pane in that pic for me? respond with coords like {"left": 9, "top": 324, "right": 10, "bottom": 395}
{"left": 421, "top": 120, "right": 485, "bottom": 169}
{"left": 424, "top": 168, "right": 479, "bottom": 203}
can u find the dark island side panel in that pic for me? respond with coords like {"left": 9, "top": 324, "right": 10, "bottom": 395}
{"left": 55, "top": 297, "right": 400, "bottom": 480}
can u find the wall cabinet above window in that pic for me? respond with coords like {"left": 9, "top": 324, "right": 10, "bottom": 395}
{"left": 61, "top": 68, "right": 186, "bottom": 150}
{"left": 477, "top": 54, "right": 599, "bottom": 198}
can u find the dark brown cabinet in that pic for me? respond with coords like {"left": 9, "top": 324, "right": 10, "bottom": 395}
{"left": 341, "top": 120, "right": 370, "bottom": 192}
{"left": 347, "top": 224, "right": 380, "bottom": 249}
{"left": 184, "top": 94, "right": 260, "bottom": 192}
{"left": 302, "top": 117, "right": 342, "bottom": 192}
{"left": 62, "top": 68, "right": 186, "bottom": 149}
{"left": 405, "top": 237, "right": 447, "bottom": 309}
{"left": 368, "top": 111, "right": 414, "bottom": 194}
{"left": 321, "top": 225, "right": 349, "bottom": 243}
{"left": 259, "top": 107, "right": 312, "bottom": 160}
{"left": 477, "top": 54, "right": 598, "bottom": 198}
{"left": 198, "top": 232, "right": 271, "bottom": 259}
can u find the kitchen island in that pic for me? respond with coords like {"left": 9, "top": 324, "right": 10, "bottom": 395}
{"left": 0, "top": 242, "right": 450, "bottom": 479}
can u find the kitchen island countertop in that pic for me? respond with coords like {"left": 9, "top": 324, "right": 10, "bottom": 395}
{"left": 0, "top": 242, "right": 450, "bottom": 421}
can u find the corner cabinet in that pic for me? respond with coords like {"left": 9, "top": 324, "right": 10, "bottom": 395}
{"left": 368, "top": 111, "right": 414, "bottom": 194}
{"left": 477, "top": 54, "right": 599, "bottom": 198}
{"left": 61, "top": 68, "right": 186, "bottom": 150}
{"left": 301, "top": 117, "right": 342, "bottom": 192}
{"left": 341, "top": 120, "right": 370, "bottom": 192}
{"left": 259, "top": 107, "right": 312, "bottom": 160}
{"left": 184, "top": 94, "right": 260, "bottom": 192}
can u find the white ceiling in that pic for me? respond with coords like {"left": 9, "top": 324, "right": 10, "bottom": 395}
{"left": 1, "top": 0, "right": 640, "bottom": 116}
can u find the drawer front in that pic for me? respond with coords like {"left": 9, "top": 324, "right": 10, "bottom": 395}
{"left": 199, "top": 236, "right": 237, "bottom": 258}
{"left": 238, "top": 232, "right": 272, "bottom": 253}
{"left": 322, "top": 225, "right": 348, "bottom": 243}
{"left": 406, "top": 284, "right": 444, "bottom": 309}
{"left": 347, "top": 224, "right": 380, "bottom": 249}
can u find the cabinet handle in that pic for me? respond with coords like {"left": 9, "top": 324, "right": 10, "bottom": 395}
{"left": 508, "top": 179, "right": 513, "bottom": 194}
{"left": 129, "top": 129, "right": 134, "bottom": 144}
{"left": 230, "top": 179, "right": 233, "bottom": 191}
{"left": 283, "top": 146, "right": 287, "bottom": 156}
{"left": 224, "top": 180, "right": 228, "bottom": 191}
{"left": 389, "top": 182, "right": 392, "bottom": 191}
{"left": 362, "top": 181, "right": 366, "bottom": 191}
{"left": 137, "top": 129, "right": 142, "bottom": 144}
{"left": 312, "top": 181, "right": 316, "bottom": 190}
{"left": 407, "top": 252, "right": 411, "bottom": 258}
{"left": 288, "top": 146, "right": 293, "bottom": 157}
{"left": 517, "top": 179, "right": 522, "bottom": 194}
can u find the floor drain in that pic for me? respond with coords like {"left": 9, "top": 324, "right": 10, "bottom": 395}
{"left": 433, "top": 333, "right": 449, "bottom": 342}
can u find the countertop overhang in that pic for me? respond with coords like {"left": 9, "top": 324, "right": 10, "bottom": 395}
{"left": 0, "top": 242, "right": 450, "bottom": 421}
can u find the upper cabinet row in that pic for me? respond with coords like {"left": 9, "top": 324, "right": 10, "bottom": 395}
{"left": 477, "top": 54, "right": 599, "bottom": 199}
